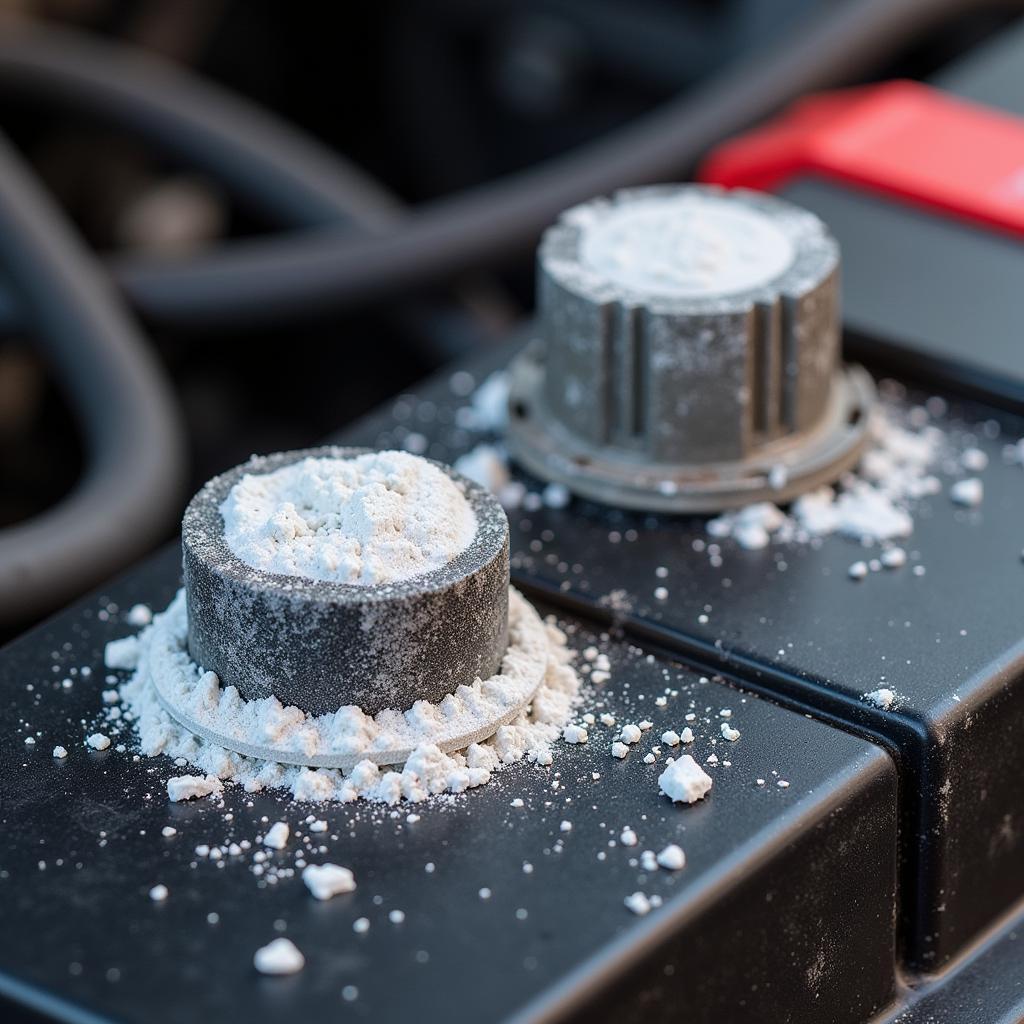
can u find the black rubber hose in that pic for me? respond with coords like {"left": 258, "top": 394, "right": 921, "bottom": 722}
{"left": 0, "top": 20, "right": 516, "bottom": 339}
{"left": 0, "top": 129, "right": 186, "bottom": 623}
{"left": 12, "top": 0, "right": 1012, "bottom": 328}
{"left": 0, "top": 20, "right": 402, "bottom": 231}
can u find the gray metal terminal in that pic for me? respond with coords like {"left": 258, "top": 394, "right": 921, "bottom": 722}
{"left": 507, "top": 184, "right": 876, "bottom": 512}
{"left": 182, "top": 447, "right": 510, "bottom": 717}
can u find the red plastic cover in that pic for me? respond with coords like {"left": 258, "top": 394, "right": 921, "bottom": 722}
{"left": 700, "top": 80, "right": 1024, "bottom": 238}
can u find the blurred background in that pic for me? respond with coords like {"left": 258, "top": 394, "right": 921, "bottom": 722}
{"left": 0, "top": 0, "right": 1019, "bottom": 640}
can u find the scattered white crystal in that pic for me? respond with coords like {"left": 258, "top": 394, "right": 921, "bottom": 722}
{"left": 880, "top": 547, "right": 906, "bottom": 569}
{"left": 254, "top": 937, "right": 304, "bottom": 975}
{"left": 656, "top": 844, "right": 686, "bottom": 871}
{"left": 624, "top": 892, "right": 652, "bottom": 916}
{"left": 302, "top": 863, "right": 356, "bottom": 901}
{"left": 960, "top": 447, "right": 988, "bottom": 472}
{"left": 126, "top": 604, "right": 153, "bottom": 627}
{"left": 167, "top": 774, "right": 222, "bottom": 803}
{"left": 865, "top": 687, "right": 896, "bottom": 710}
{"left": 263, "top": 822, "right": 290, "bottom": 850}
{"left": 951, "top": 477, "right": 983, "bottom": 507}
{"left": 562, "top": 724, "right": 588, "bottom": 744}
{"left": 658, "top": 755, "right": 713, "bottom": 804}
{"left": 104, "top": 635, "right": 141, "bottom": 671}
{"left": 542, "top": 482, "right": 571, "bottom": 509}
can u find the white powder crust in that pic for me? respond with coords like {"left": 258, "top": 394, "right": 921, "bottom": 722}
{"left": 219, "top": 450, "right": 477, "bottom": 586}
{"left": 706, "top": 410, "right": 943, "bottom": 547}
{"left": 113, "top": 592, "right": 580, "bottom": 805}
{"left": 104, "top": 635, "right": 141, "bottom": 671}
{"left": 167, "top": 774, "right": 222, "bottom": 803}
{"left": 140, "top": 589, "right": 553, "bottom": 771}
{"left": 865, "top": 687, "right": 897, "bottom": 710}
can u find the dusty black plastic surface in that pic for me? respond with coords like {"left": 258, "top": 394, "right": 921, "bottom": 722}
{"left": 883, "top": 896, "right": 1024, "bottom": 1023}
{"left": 0, "top": 544, "right": 898, "bottom": 1023}
{"left": 337, "top": 346, "right": 1024, "bottom": 973}
{"left": 702, "top": 17, "right": 1024, "bottom": 969}
{"left": 2, "top": 26, "right": 1023, "bottom": 1014}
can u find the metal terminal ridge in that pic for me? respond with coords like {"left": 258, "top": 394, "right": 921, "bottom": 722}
{"left": 507, "top": 184, "right": 876, "bottom": 512}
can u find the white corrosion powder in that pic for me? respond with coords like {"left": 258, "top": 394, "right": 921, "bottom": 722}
{"left": 624, "top": 892, "right": 652, "bottom": 916}
{"left": 220, "top": 450, "right": 477, "bottom": 585}
{"left": 659, "top": 755, "right": 713, "bottom": 804}
{"left": 705, "top": 409, "right": 944, "bottom": 549}
{"left": 865, "top": 687, "right": 897, "bottom": 710}
{"left": 107, "top": 590, "right": 580, "bottom": 805}
{"left": 578, "top": 191, "right": 795, "bottom": 299}
{"left": 950, "top": 477, "right": 983, "bottom": 508}
{"left": 263, "top": 822, "right": 289, "bottom": 849}
{"left": 656, "top": 844, "right": 686, "bottom": 871}
{"left": 167, "top": 774, "right": 222, "bottom": 802}
{"left": 253, "top": 937, "right": 304, "bottom": 975}
{"left": 302, "top": 863, "right": 355, "bottom": 900}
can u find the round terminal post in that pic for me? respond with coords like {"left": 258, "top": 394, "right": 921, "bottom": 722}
{"left": 507, "top": 184, "right": 876, "bottom": 512}
{"left": 182, "top": 447, "right": 510, "bottom": 717}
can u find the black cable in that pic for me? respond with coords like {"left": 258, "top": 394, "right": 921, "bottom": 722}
{"left": 1, "top": 0, "right": 1011, "bottom": 329}
{"left": 0, "top": 0, "right": 1006, "bottom": 620}
{"left": 0, "top": 20, "right": 402, "bottom": 231}
{"left": 0, "top": 20, "right": 517, "bottom": 340}
{"left": 0, "top": 128, "right": 186, "bottom": 623}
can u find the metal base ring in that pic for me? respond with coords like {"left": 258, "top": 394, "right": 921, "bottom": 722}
{"left": 506, "top": 342, "right": 877, "bottom": 514}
